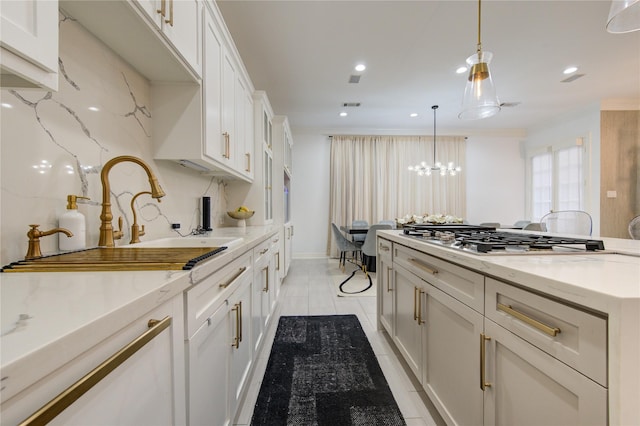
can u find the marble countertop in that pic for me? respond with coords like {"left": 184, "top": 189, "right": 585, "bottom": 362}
{"left": 0, "top": 225, "right": 278, "bottom": 402}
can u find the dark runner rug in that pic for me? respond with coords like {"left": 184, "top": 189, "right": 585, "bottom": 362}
{"left": 251, "top": 315, "right": 406, "bottom": 426}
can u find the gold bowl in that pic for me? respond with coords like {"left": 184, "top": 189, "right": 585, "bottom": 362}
{"left": 227, "top": 210, "right": 255, "bottom": 220}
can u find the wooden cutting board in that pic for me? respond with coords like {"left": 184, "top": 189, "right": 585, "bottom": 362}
{"left": 2, "top": 247, "right": 226, "bottom": 272}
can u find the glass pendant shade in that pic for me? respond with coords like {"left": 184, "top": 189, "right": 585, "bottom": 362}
{"left": 459, "top": 51, "right": 501, "bottom": 120}
{"left": 607, "top": 0, "right": 640, "bottom": 33}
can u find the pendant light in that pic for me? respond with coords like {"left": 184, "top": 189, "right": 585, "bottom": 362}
{"left": 606, "top": 0, "right": 640, "bottom": 33}
{"left": 408, "top": 105, "right": 462, "bottom": 176}
{"left": 459, "top": 0, "right": 500, "bottom": 120}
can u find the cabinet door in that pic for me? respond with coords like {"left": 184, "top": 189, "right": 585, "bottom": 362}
{"left": 284, "top": 225, "right": 292, "bottom": 276}
{"left": 392, "top": 264, "right": 424, "bottom": 380}
{"left": 133, "top": 0, "right": 200, "bottom": 76}
{"left": 188, "top": 300, "right": 231, "bottom": 426}
{"left": 422, "top": 284, "right": 484, "bottom": 426}
{"left": 228, "top": 275, "right": 253, "bottom": 419}
{"left": 264, "top": 150, "right": 273, "bottom": 222}
{"left": 236, "top": 80, "right": 254, "bottom": 179}
{"left": 0, "top": 0, "right": 58, "bottom": 90}
{"left": 203, "top": 10, "right": 223, "bottom": 163}
{"left": 483, "top": 319, "right": 608, "bottom": 426}
{"left": 378, "top": 246, "right": 394, "bottom": 336}
{"left": 221, "top": 50, "right": 236, "bottom": 167}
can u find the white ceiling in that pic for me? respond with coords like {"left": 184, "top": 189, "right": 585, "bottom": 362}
{"left": 217, "top": 0, "right": 640, "bottom": 135}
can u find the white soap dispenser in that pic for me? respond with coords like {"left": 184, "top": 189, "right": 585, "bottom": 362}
{"left": 59, "top": 195, "right": 89, "bottom": 251}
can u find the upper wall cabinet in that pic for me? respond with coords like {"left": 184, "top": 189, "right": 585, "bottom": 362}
{"left": 59, "top": 0, "right": 201, "bottom": 82}
{"left": 152, "top": 1, "right": 254, "bottom": 180}
{"left": 0, "top": 0, "right": 59, "bottom": 91}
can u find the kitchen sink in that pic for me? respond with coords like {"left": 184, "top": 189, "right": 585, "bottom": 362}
{"left": 122, "top": 236, "right": 243, "bottom": 248}
{"left": 1, "top": 245, "right": 230, "bottom": 273}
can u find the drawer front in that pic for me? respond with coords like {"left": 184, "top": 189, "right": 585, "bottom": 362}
{"left": 378, "top": 237, "right": 392, "bottom": 263}
{"left": 186, "top": 251, "right": 252, "bottom": 338}
{"left": 485, "top": 278, "right": 607, "bottom": 386}
{"left": 393, "top": 244, "right": 484, "bottom": 313}
{"left": 253, "top": 238, "right": 272, "bottom": 266}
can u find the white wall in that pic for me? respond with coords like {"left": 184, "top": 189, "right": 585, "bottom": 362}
{"left": 465, "top": 136, "right": 526, "bottom": 226}
{"left": 290, "top": 132, "right": 331, "bottom": 258}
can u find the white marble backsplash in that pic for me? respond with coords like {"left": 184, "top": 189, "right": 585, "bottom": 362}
{"left": 0, "top": 11, "right": 228, "bottom": 265}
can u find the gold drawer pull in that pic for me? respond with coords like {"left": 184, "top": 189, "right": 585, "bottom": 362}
{"left": 219, "top": 267, "right": 247, "bottom": 288}
{"left": 19, "top": 316, "right": 172, "bottom": 426}
{"left": 480, "top": 333, "right": 491, "bottom": 391}
{"left": 409, "top": 258, "right": 438, "bottom": 275}
{"left": 497, "top": 303, "right": 561, "bottom": 337}
{"left": 231, "top": 303, "right": 241, "bottom": 348}
{"left": 417, "top": 289, "right": 425, "bottom": 325}
{"left": 379, "top": 244, "right": 390, "bottom": 251}
{"left": 260, "top": 248, "right": 268, "bottom": 255}
{"left": 413, "top": 286, "right": 418, "bottom": 321}
{"left": 263, "top": 266, "right": 269, "bottom": 292}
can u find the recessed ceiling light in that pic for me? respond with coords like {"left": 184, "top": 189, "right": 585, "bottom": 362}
{"left": 339, "top": 112, "right": 348, "bottom": 117}
{"left": 456, "top": 66, "right": 468, "bottom": 74}
{"left": 88, "top": 106, "right": 100, "bottom": 112}
{"left": 354, "top": 64, "right": 366, "bottom": 72}
{"left": 410, "top": 113, "right": 418, "bottom": 118}
{"left": 1, "top": 103, "right": 13, "bottom": 108}
{"left": 563, "top": 66, "right": 578, "bottom": 74}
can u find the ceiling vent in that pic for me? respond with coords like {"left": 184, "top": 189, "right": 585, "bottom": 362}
{"left": 561, "top": 73, "right": 585, "bottom": 83}
{"left": 342, "top": 102, "right": 361, "bottom": 107}
{"left": 348, "top": 75, "right": 361, "bottom": 84}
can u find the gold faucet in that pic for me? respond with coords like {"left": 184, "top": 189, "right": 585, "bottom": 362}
{"left": 129, "top": 191, "right": 161, "bottom": 244}
{"left": 26, "top": 225, "right": 73, "bottom": 259}
{"left": 99, "top": 155, "right": 165, "bottom": 247}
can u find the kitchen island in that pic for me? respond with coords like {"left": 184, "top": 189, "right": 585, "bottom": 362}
{"left": 377, "top": 229, "right": 640, "bottom": 426}
{"left": 0, "top": 225, "right": 279, "bottom": 425}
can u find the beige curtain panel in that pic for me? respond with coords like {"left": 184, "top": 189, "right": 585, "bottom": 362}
{"left": 328, "top": 135, "right": 466, "bottom": 256}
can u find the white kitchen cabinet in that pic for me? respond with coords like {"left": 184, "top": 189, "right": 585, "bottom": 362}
{"left": 187, "top": 252, "right": 253, "bottom": 426}
{"left": 377, "top": 237, "right": 394, "bottom": 336}
{"left": 150, "top": 1, "right": 253, "bottom": 180}
{"left": 422, "top": 281, "right": 484, "bottom": 426}
{"left": 2, "top": 297, "right": 186, "bottom": 425}
{"left": 133, "top": 0, "right": 201, "bottom": 77}
{"left": 392, "top": 263, "right": 425, "bottom": 380}
{"left": 251, "top": 237, "right": 278, "bottom": 356}
{"left": 483, "top": 318, "right": 607, "bottom": 426}
{"left": 0, "top": 0, "right": 58, "bottom": 90}
{"left": 283, "top": 224, "right": 293, "bottom": 278}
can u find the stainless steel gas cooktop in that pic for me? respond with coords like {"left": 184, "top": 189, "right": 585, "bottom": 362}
{"left": 401, "top": 224, "right": 606, "bottom": 255}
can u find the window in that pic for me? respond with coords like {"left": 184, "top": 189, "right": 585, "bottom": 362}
{"left": 528, "top": 142, "right": 585, "bottom": 222}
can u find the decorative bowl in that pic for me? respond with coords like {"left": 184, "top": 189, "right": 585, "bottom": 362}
{"left": 227, "top": 210, "right": 255, "bottom": 220}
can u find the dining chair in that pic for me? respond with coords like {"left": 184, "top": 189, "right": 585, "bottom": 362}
{"left": 351, "top": 220, "right": 368, "bottom": 244}
{"left": 522, "top": 222, "right": 546, "bottom": 232}
{"left": 378, "top": 220, "right": 396, "bottom": 229}
{"left": 629, "top": 215, "right": 640, "bottom": 240}
{"left": 513, "top": 220, "right": 531, "bottom": 229}
{"left": 361, "top": 224, "right": 392, "bottom": 277}
{"left": 479, "top": 222, "right": 501, "bottom": 228}
{"left": 331, "top": 223, "right": 362, "bottom": 271}
{"left": 540, "top": 210, "right": 592, "bottom": 236}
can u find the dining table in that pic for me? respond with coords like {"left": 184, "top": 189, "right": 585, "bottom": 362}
{"left": 339, "top": 225, "right": 369, "bottom": 235}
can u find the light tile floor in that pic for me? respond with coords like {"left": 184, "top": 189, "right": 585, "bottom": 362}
{"left": 234, "top": 258, "right": 445, "bottom": 426}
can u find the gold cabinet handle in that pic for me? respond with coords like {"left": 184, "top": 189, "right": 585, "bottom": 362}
{"left": 219, "top": 267, "right": 247, "bottom": 289}
{"left": 260, "top": 248, "right": 268, "bottom": 255}
{"left": 222, "top": 132, "right": 230, "bottom": 159}
{"left": 480, "top": 333, "right": 491, "bottom": 391}
{"left": 231, "top": 303, "right": 240, "bottom": 349}
{"left": 18, "top": 316, "right": 172, "bottom": 426}
{"left": 409, "top": 258, "right": 438, "bottom": 275}
{"left": 417, "top": 289, "right": 425, "bottom": 325}
{"left": 238, "top": 301, "right": 243, "bottom": 343}
{"left": 379, "top": 244, "right": 390, "bottom": 252}
{"left": 165, "top": 0, "right": 174, "bottom": 26}
{"left": 497, "top": 303, "right": 561, "bottom": 337}
{"left": 245, "top": 153, "right": 251, "bottom": 172}
{"left": 157, "top": 0, "right": 166, "bottom": 17}
{"left": 386, "top": 268, "right": 392, "bottom": 293}
{"left": 262, "top": 266, "right": 269, "bottom": 292}
{"left": 413, "top": 286, "right": 418, "bottom": 321}
{"left": 276, "top": 252, "right": 280, "bottom": 271}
